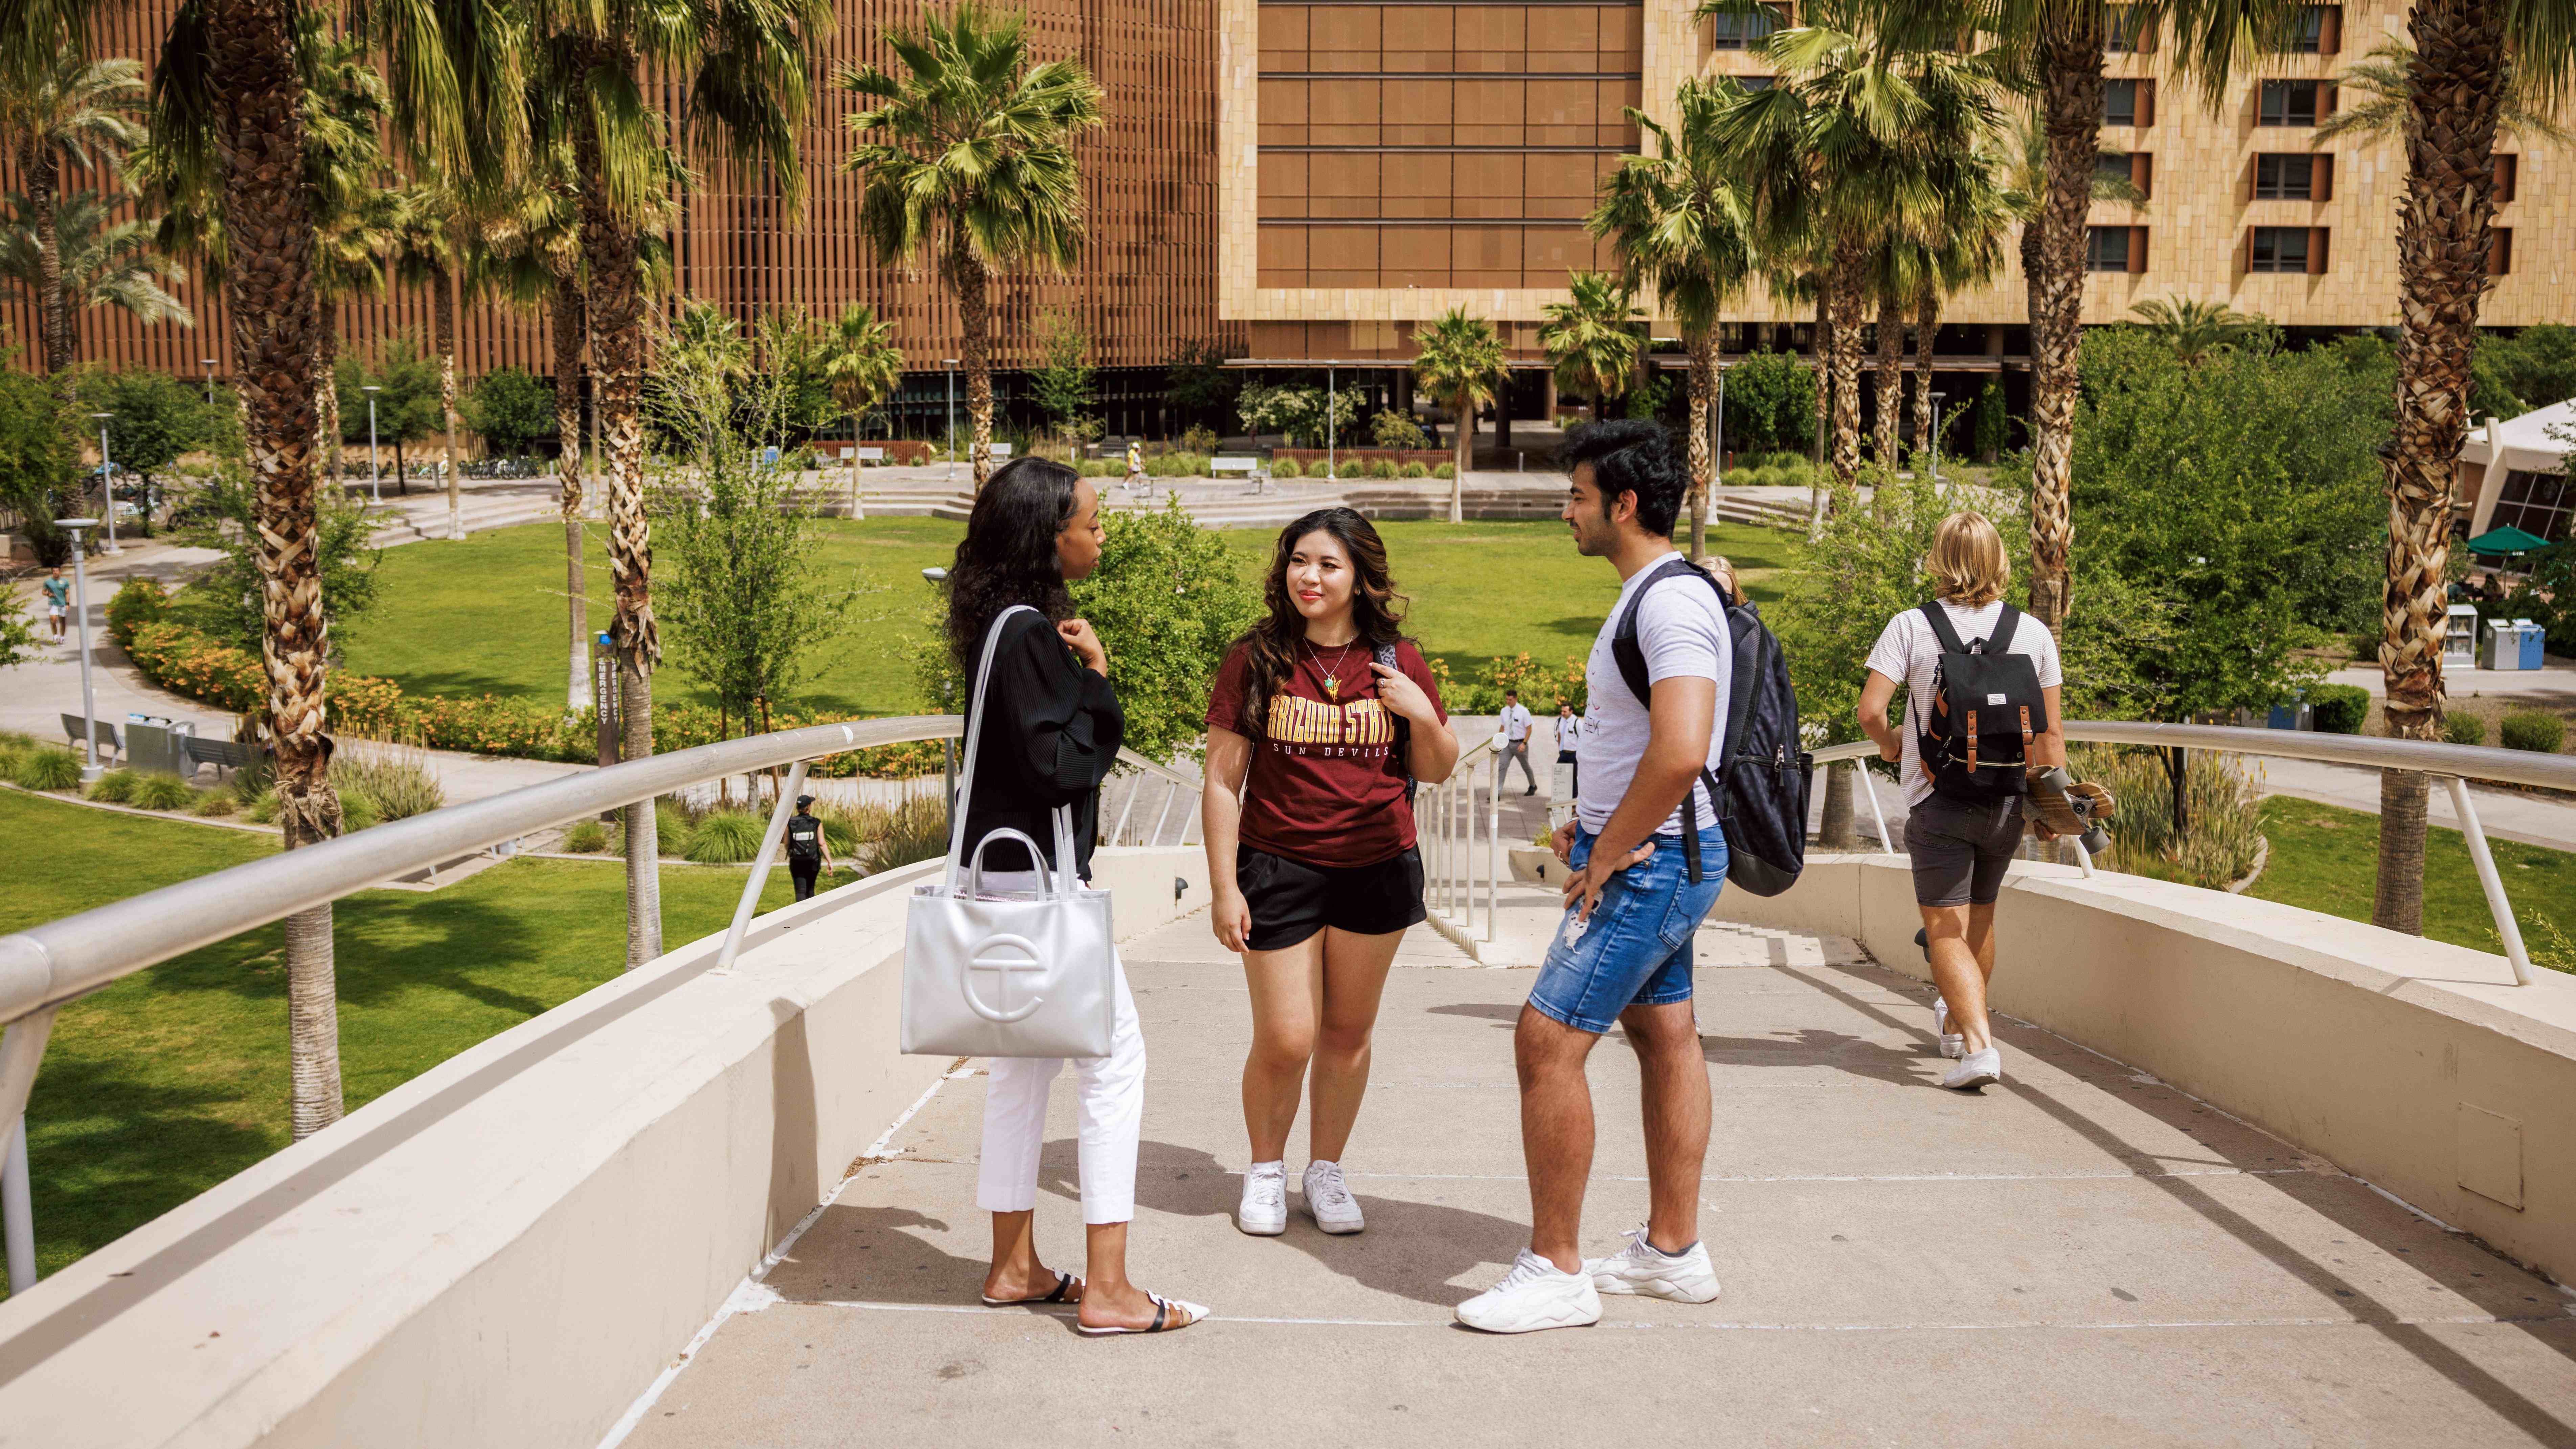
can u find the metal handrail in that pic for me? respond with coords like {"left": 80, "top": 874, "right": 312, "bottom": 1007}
{"left": 1805, "top": 719, "right": 2571, "bottom": 987}
{"left": 1418, "top": 737, "right": 1499, "bottom": 944}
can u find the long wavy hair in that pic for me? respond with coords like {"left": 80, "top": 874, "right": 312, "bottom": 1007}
{"left": 945, "top": 456, "right": 1079, "bottom": 674}
{"left": 1231, "top": 507, "right": 1409, "bottom": 737}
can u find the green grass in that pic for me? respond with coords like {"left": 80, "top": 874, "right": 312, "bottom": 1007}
{"left": 337, "top": 516, "right": 1797, "bottom": 717}
{"left": 0, "top": 788, "right": 818, "bottom": 1291}
{"left": 2246, "top": 796, "right": 2576, "bottom": 967}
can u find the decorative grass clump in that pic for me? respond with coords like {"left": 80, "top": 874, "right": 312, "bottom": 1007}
{"left": 2073, "top": 744, "right": 2265, "bottom": 891}
{"left": 2500, "top": 710, "right": 2567, "bottom": 754}
{"left": 244, "top": 789, "right": 280, "bottom": 824}
{"left": 1432, "top": 462, "right": 1455, "bottom": 479}
{"left": 1369, "top": 459, "right": 1400, "bottom": 480}
{"left": 131, "top": 773, "right": 200, "bottom": 812}
{"left": 191, "top": 790, "right": 240, "bottom": 818}
{"left": 332, "top": 744, "right": 447, "bottom": 822}
{"left": 868, "top": 794, "right": 950, "bottom": 872}
{"left": 1400, "top": 461, "right": 1428, "bottom": 478}
{"left": 1269, "top": 458, "right": 1300, "bottom": 479}
{"left": 13, "top": 748, "right": 83, "bottom": 792}
{"left": 2442, "top": 711, "right": 2488, "bottom": 746}
{"left": 561, "top": 820, "right": 609, "bottom": 853}
{"left": 683, "top": 808, "right": 766, "bottom": 864}
{"left": 86, "top": 769, "right": 141, "bottom": 804}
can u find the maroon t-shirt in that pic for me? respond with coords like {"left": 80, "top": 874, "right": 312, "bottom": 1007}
{"left": 1204, "top": 638, "right": 1448, "bottom": 868}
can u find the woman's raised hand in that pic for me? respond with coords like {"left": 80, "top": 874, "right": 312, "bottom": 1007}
{"left": 1059, "top": 617, "right": 1108, "bottom": 675}
{"left": 1370, "top": 660, "right": 1434, "bottom": 723}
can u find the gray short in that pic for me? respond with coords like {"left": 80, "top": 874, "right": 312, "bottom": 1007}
{"left": 1903, "top": 792, "right": 2024, "bottom": 907}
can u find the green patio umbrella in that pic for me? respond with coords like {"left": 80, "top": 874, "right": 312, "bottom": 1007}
{"left": 2466, "top": 525, "right": 2552, "bottom": 556}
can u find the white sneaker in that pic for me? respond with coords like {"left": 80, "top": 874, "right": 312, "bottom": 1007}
{"left": 1933, "top": 998, "right": 1963, "bottom": 1060}
{"left": 1302, "top": 1159, "right": 1364, "bottom": 1234}
{"left": 1455, "top": 1249, "right": 1602, "bottom": 1333}
{"left": 1942, "top": 1047, "right": 2002, "bottom": 1091}
{"left": 1237, "top": 1161, "right": 1287, "bottom": 1236}
{"left": 1585, "top": 1225, "right": 1721, "bottom": 1303}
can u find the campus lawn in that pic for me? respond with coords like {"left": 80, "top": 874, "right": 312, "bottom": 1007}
{"left": 2246, "top": 796, "right": 2576, "bottom": 969}
{"left": 340, "top": 516, "right": 1796, "bottom": 717}
{"left": 0, "top": 788, "right": 819, "bottom": 1291}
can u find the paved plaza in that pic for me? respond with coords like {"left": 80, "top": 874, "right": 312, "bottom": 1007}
{"left": 613, "top": 912, "right": 2576, "bottom": 1448}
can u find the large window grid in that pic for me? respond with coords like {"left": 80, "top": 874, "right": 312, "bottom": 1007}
{"left": 2248, "top": 226, "right": 2315, "bottom": 273}
{"left": 2259, "top": 80, "right": 2328, "bottom": 126}
{"left": 2490, "top": 471, "right": 2574, "bottom": 544}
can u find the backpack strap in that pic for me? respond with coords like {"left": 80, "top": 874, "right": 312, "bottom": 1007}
{"left": 1612, "top": 558, "right": 1724, "bottom": 705}
{"left": 1375, "top": 640, "right": 1417, "bottom": 805}
{"left": 1612, "top": 560, "right": 1733, "bottom": 884}
{"left": 1985, "top": 603, "right": 2021, "bottom": 655}
{"left": 1918, "top": 599, "right": 1971, "bottom": 656}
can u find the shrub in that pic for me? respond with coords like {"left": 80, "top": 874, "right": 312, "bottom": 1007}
{"left": 191, "top": 789, "right": 239, "bottom": 818}
{"left": 684, "top": 808, "right": 766, "bottom": 863}
{"left": 2442, "top": 711, "right": 2488, "bottom": 746}
{"left": 2075, "top": 744, "right": 2265, "bottom": 891}
{"left": 1400, "top": 461, "right": 1429, "bottom": 478}
{"left": 244, "top": 789, "right": 279, "bottom": 823}
{"left": 561, "top": 820, "right": 609, "bottom": 853}
{"left": 87, "top": 768, "right": 139, "bottom": 803}
{"left": 2500, "top": 710, "right": 2566, "bottom": 754}
{"left": 867, "top": 794, "right": 949, "bottom": 872}
{"left": 1076, "top": 459, "right": 1112, "bottom": 478}
{"left": 1432, "top": 462, "right": 1455, "bottom": 479}
{"left": 655, "top": 796, "right": 696, "bottom": 855}
{"left": 106, "top": 576, "right": 171, "bottom": 648}
{"left": 1180, "top": 424, "right": 1219, "bottom": 454}
{"left": 131, "top": 773, "right": 198, "bottom": 811}
{"left": 14, "top": 747, "right": 82, "bottom": 791}
{"left": 339, "top": 789, "right": 382, "bottom": 833}
{"left": 2308, "top": 683, "right": 2370, "bottom": 735}
{"left": 1269, "top": 458, "right": 1300, "bottom": 479}
{"left": 332, "top": 743, "right": 446, "bottom": 821}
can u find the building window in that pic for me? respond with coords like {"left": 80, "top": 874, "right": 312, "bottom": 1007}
{"left": 2489, "top": 228, "right": 2514, "bottom": 277}
{"left": 1737, "top": 75, "right": 1777, "bottom": 92}
{"left": 2096, "top": 151, "right": 2155, "bottom": 199}
{"left": 2086, "top": 226, "right": 2131, "bottom": 271}
{"left": 2248, "top": 226, "right": 2321, "bottom": 273}
{"left": 2255, "top": 154, "right": 2315, "bottom": 199}
{"left": 2494, "top": 153, "right": 2519, "bottom": 203}
{"left": 2096, "top": 150, "right": 2132, "bottom": 187}
{"left": 2283, "top": 5, "right": 2340, "bottom": 53}
{"left": 2105, "top": 6, "right": 2150, "bottom": 53}
{"left": 2491, "top": 470, "right": 2573, "bottom": 544}
{"left": 2103, "top": 78, "right": 2147, "bottom": 126}
{"left": 1709, "top": 3, "right": 1786, "bottom": 50}
{"left": 2259, "top": 80, "right": 2329, "bottom": 126}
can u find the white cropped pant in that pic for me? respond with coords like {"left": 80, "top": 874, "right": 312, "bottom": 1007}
{"left": 974, "top": 945, "right": 1147, "bottom": 1225}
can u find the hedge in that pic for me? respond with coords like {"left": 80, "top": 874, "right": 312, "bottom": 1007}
{"left": 2308, "top": 683, "right": 2370, "bottom": 735}
{"left": 119, "top": 614, "right": 945, "bottom": 778}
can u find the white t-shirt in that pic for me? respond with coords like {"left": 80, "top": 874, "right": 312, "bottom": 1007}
{"left": 1576, "top": 553, "right": 1733, "bottom": 836}
{"left": 1555, "top": 714, "right": 1581, "bottom": 754}
{"left": 1863, "top": 599, "right": 2063, "bottom": 808}
{"left": 1498, "top": 702, "right": 1533, "bottom": 742}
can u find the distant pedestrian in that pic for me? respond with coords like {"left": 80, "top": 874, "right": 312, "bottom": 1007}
{"left": 784, "top": 793, "right": 834, "bottom": 901}
{"left": 1126, "top": 440, "right": 1145, "bottom": 495}
{"left": 1553, "top": 698, "right": 1579, "bottom": 800}
{"left": 1497, "top": 687, "right": 1537, "bottom": 795}
{"left": 41, "top": 566, "right": 69, "bottom": 641}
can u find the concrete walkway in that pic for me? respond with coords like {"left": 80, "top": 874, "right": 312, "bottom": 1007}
{"left": 613, "top": 909, "right": 2576, "bottom": 1447}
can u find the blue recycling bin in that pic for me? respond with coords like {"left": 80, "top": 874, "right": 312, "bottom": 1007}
{"left": 2518, "top": 620, "right": 2547, "bottom": 670}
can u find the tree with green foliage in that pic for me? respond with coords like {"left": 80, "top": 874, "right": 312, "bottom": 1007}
{"left": 1719, "top": 349, "right": 1813, "bottom": 458}
{"left": 1970, "top": 378, "right": 2008, "bottom": 462}
{"left": 184, "top": 467, "right": 382, "bottom": 664}
{"left": 76, "top": 366, "right": 217, "bottom": 533}
{"left": 2127, "top": 296, "right": 2273, "bottom": 368}
{"left": 334, "top": 337, "right": 445, "bottom": 486}
{"left": 1029, "top": 307, "right": 1097, "bottom": 446}
{"left": 0, "top": 187, "right": 190, "bottom": 336}
{"left": 1413, "top": 308, "right": 1508, "bottom": 520}
{"left": 460, "top": 365, "right": 556, "bottom": 456}
{"left": 1165, "top": 339, "right": 1239, "bottom": 435}
{"left": 1539, "top": 270, "right": 1642, "bottom": 422}
{"left": 0, "top": 586, "right": 36, "bottom": 671}
{"left": 2472, "top": 325, "right": 2576, "bottom": 420}
{"left": 0, "top": 361, "right": 79, "bottom": 564}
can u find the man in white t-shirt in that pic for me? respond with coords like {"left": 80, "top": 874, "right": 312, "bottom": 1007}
{"left": 1858, "top": 510, "right": 2065, "bottom": 1094}
{"left": 1457, "top": 420, "right": 1730, "bottom": 1335}
{"left": 1496, "top": 689, "right": 1537, "bottom": 794}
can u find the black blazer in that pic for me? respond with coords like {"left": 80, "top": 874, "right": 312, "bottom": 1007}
{"left": 957, "top": 608, "right": 1125, "bottom": 881}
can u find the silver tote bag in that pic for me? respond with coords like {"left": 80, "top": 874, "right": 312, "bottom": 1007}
{"left": 900, "top": 606, "right": 1118, "bottom": 1059}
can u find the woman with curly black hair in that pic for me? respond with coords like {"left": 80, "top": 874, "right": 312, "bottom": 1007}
{"left": 947, "top": 456, "right": 1203, "bottom": 1335}
{"left": 1199, "top": 507, "right": 1457, "bottom": 1239}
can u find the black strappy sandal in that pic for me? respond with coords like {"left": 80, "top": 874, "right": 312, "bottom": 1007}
{"left": 981, "top": 1270, "right": 1083, "bottom": 1307}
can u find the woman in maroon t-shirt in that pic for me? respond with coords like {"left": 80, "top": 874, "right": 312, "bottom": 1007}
{"left": 1200, "top": 507, "right": 1457, "bottom": 1238}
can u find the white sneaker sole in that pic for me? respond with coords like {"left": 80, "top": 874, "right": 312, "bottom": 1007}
{"left": 1942, "top": 1067, "right": 2001, "bottom": 1091}
{"left": 1591, "top": 1270, "right": 1721, "bottom": 1303}
{"left": 1454, "top": 1298, "right": 1601, "bottom": 1333}
{"left": 1237, "top": 1210, "right": 1286, "bottom": 1236}
{"left": 1306, "top": 1209, "right": 1364, "bottom": 1235}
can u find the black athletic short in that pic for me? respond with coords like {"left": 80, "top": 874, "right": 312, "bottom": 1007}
{"left": 1236, "top": 843, "right": 1427, "bottom": 951}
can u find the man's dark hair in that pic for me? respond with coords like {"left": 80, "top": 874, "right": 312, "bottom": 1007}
{"left": 1564, "top": 420, "right": 1685, "bottom": 538}
{"left": 1505, "top": 688, "right": 1518, "bottom": 698}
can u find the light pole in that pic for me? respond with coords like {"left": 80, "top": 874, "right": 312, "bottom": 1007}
{"left": 1929, "top": 389, "right": 1948, "bottom": 483}
{"left": 201, "top": 357, "right": 218, "bottom": 407}
{"left": 943, "top": 359, "right": 958, "bottom": 482}
{"left": 363, "top": 385, "right": 384, "bottom": 503}
{"left": 1713, "top": 363, "right": 1727, "bottom": 491}
{"left": 89, "top": 412, "right": 119, "bottom": 554}
{"left": 1326, "top": 363, "right": 1336, "bottom": 480}
{"left": 56, "top": 518, "right": 103, "bottom": 782}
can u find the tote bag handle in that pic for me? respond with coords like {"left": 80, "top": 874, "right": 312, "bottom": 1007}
{"left": 941, "top": 605, "right": 1081, "bottom": 900}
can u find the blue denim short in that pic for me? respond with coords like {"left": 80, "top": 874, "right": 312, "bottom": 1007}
{"left": 1527, "top": 827, "right": 1727, "bottom": 1035}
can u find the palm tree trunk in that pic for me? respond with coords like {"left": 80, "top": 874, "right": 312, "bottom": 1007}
{"left": 1827, "top": 239, "right": 1869, "bottom": 488}
{"left": 315, "top": 306, "right": 341, "bottom": 489}
{"left": 436, "top": 263, "right": 462, "bottom": 540}
{"left": 2026, "top": 5, "right": 2107, "bottom": 631}
{"left": 1807, "top": 278, "right": 1832, "bottom": 537}
{"left": 2373, "top": 0, "right": 2508, "bottom": 934}
{"left": 948, "top": 235, "right": 994, "bottom": 489}
{"left": 554, "top": 269, "right": 589, "bottom": 712}
{"left": 1912, "top": 291, "right": 1939, "bottom": 456}
{"left": 1817, "top": 756, "right": 1858, "bottom": 848}
{"left": 1685, "top": 326, "right": 1715, "bottom": 560}
{"left": 578, "top": 68, "right": 662, "bottom": 966}
{"left": 208, "top": 0, "right": 343, "bottom": 1138}
{"left": 1873, "top": 274, "right": 1904, "bottom": 468}
{"left": 1451, "top": 386, "right": 1470, "bottom": 520}
{"left": 26, "top": 143, "right": 69, "bottom": 386}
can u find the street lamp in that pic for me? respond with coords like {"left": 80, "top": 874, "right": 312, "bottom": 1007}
{"left": 201, "top": 357, "right": 218, "bottom": 407}
{"left": 1713, "top": 364, "right": 1727, "bottom": 491}
{"left": 88, "top": 412, "right": 119, "bottom": 554}
{"left": 55, "top": 518, "right": 103, "bottom": 783}
{"left": 1929, "top": 389, "right": 1948, "bottom": 483}
{"left": 1326, "top": 363, "right": 1336, "bottom": 480}
{"left": 942, "top": 360, "right": 958, "bottom": 481}
{"left": 363, "top": 385, "right": 383, "bottom": 503}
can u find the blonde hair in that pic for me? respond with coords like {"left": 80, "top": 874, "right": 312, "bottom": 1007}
{"left": 1699, "top": 554, "right": 1745, "bottom": 605}
{"left": 1927, "top": 511, "right": 2010, "bottom": 605}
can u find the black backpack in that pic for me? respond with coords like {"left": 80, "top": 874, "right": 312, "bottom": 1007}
{"left": 1374, "top": 640, "right": 1418, "bottom": 806}
{"left": 1610, "top": 558, "right": 1812, "bottom": 896}
{"left": 785, "top": 813, "right": 823, "bottom": 863}
{"left": 1915, "top": 602, "right": 2046, "bottom": 803}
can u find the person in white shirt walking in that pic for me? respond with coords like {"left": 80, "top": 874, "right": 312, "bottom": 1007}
{"left": 1456, "top": 421, "right": 1730, "bottom": 1334}
{"left": 1495, "top": 689, "right": 1537, "bottom": 795}
{"left": 1552, "top": 698, "right": 1580, "bottom": 802}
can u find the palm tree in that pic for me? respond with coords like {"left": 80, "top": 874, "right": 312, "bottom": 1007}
{"left": 1539, "top": 270, "right": 1643, "bottom": 423}
{"left": 1906, "top": 157, "right": 2014, "bottom": 452}
{"left": 525, "top": 0, "right": 826, "bottom": 967}
{"left": 840, "top": 4, "right": 1103, "bottom": 491}
{"left": 2127, "top": 295, "right": 2269, "bottom": 366}
{"left": 0, "top": 187, "right": 190, "bottom": 330}
{"left": 153, "top": 0, "right": 525, "bottom": 1140}
{"left": 2313, "top": 37, "right": 2571, "bottom": 149}
{"left": 0, "top": 50, "right": 142, "bottom": 396}
{"left": 1591, "top": 77, "right": 1753, "bottom": 557}
{"left": 1412, "top": 307, "right": 1508, "bottom": 523}
{"left": 819, "top": 301, "right": 904, "bottom": 515}
{"left": 387, "top": 182, "right": 476, "bottom": 537}
{"left": 2362, "top": 1, "right": 2575, "bottom": 934}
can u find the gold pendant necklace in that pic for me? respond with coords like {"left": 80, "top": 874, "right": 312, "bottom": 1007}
{"left": 1309, "top": 638, "right": 1359, "bottom": 702}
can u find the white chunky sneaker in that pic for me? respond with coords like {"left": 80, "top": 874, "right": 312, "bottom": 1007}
{"left": 1455, "top": 1249, "right": 1602, "bottom": 1333}
{"left": 1302, "top": 1159, "right": 1365, "bottom": 1234}
{"left": 1585, "top": 1225, "right": 1721, "bottom": 1303}
{"left": 1237, "top": 1161, "right": 1287, "bottom": 1236}
{"left": 1933, "top": 998, "right": 1963, "bottom": 1060}
{"left": 1942, "top": 1046, "right": 2002, "bottom": 1091}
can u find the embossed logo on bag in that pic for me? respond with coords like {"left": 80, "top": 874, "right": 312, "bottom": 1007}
{"left": 963, "top": 934, "right": 1047, "bottom": 1022}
